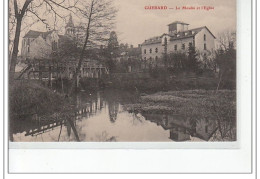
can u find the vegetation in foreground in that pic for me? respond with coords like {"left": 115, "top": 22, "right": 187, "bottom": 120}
{"left": 124, "top": 90, "right": 236, "bottom": 141}
{"left": 9, "top": 80, "right": 73, "bottom": 119}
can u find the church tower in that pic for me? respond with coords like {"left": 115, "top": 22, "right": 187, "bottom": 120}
{"left": 65, "top": 14, "right": 75, "bottom": 36}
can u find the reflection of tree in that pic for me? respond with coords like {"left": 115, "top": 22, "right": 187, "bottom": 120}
{"left": 104, "top": 89, "right": 121, "bottom": 123}
{"left": 9, "top": 118, "right": 14, "bottom": 142}
{"left": 95, "top": 131, "right": 117, "bottom": 142}
{"left": 67, "top": 118, "right": 80, "bottom": 141}
{"left": 131, "top": 113, "right": 144, "bottom": 126}
{"left": 108, "top": 100, "right": 119, "bottom": 123}
{"left": 65, "top": 119, "right": 71, "bottom": 138}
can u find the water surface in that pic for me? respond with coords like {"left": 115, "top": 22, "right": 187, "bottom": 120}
{"left": 11, "top": 90, "right": 216, "bottom": 142}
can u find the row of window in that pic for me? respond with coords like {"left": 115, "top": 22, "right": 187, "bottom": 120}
{"left": 144, "top": 48, "right": 159, "bottom": 54}
{"left": 143, "top": 42, "right": 207, "bottom": 54}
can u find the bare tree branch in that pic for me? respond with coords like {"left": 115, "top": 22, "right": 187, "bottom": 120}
{"left": 27, "top": 9, "right": 50, "bottom": 29}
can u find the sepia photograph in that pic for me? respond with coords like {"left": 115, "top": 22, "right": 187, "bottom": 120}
{"left": 9, "top": 0, "right": 237, "bottom": 142}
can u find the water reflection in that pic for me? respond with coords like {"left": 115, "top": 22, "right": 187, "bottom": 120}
{"left": 11, "top": 90, "right": 218, "bottom": 142}
{"left": 142, "top": 114, "right": 218, "bottom": 141}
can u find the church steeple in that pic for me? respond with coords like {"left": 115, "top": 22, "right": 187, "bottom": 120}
{"left": 66, "top": 14, "right": 74, "bottom": 28}
{"left": 65, "top": 14, "right": 75, "bottom": 36}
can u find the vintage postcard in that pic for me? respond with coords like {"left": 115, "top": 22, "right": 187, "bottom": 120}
{"left": 8, "top": 0, "right": 237, "bottom": 144}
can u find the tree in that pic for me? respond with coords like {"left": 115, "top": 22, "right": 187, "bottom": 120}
{"left": 9, "top": 0, "right": 78, "bottom": 81}
{"left": 168, "top": 52, "right": 187, "bottom": 70}
{"left": 69, "top": 0, "right": 117, "bottom": 94}
{"left": 215, "top": 30, "right": 236, "bottom": 90}
{"left": 107, "top": 31, "right": 119, "bottom": 57}
{"left": 56, "top": 36, "right": 79, "bottom": 60}
{"left": 216, "top": 30, "right": 236, "bottom": 51}
{"left": 187, "top": 43, "right": 199, "bottom": 72}
{"left": 9, "top": 0, "right": 33, "bottom": 81}
{"left": 163, "top": 37, "right": 168, "bottom": 68}
{"left": 215, "top": 47, "right": 236, "bottom": 90}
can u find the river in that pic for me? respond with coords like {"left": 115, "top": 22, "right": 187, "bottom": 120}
{"left": 11, "top": 89, "right": 217, "bottom": 142}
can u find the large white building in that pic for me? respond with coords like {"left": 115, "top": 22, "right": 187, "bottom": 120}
{"left": 141, "top": 21, "right": 216, "bottom": 63}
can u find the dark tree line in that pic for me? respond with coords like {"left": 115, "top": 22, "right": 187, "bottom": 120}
{"left": 167, "top": 43, "right": 200, "bottom": 72}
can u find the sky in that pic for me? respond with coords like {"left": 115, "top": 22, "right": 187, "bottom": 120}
{"left": 11, "top": 0, "right": 236, "bottom": 49}
{"left": 113, "top": 0, "right": 236, "bottom": 46}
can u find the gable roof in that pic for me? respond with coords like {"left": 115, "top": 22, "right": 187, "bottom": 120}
{"left": 142, "top": 26, "right": 216, "bottom": 45}
{"left": 23, "top": 30, "right": 54, "bottom": 39}
{"left": 169, "top": 26, "right": 216, "bottom": 41}
{"left": 142, "top": 36, "right": 162, "bottom": 45}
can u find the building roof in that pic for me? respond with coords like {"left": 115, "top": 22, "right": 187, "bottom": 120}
{"left": 142, "top": 26, "right": 216, "bottom": 45}
{"left": 168, "top": 21, "right": 189, "bottom": 26}
{"left": 169, "top": 26, "right": 216, "bottom": 40}
{"left": 23, "top": 30, "right": 54, "bottom": 39}
{"left": 142, "top": 36, "right": 162, "bottom": 45}
{"left": 169, "top": 26, "right": 204, "bottom": 41}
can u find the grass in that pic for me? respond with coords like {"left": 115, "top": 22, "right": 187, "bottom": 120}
{"left": 125, "top": 90, "right": 235, "bottom": 114}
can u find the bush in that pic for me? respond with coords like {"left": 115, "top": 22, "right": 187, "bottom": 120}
{"left": 9, "top": 80, "right": 70, "bottom": 119}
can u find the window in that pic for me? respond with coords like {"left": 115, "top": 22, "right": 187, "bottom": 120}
{"left": 27, "top": 46, "right": 30, "bottom": 53}
{"left": 174, "top": 45, "right": 177, "bottom": 51}
{"left": 27, "top": 38, "right": 30, "bottom": 46}
{"left": 204, "top": 43, "right": 207, "bottom": 50}
{"left": 150, "top": 48, "right": 152, "bottom": 53}
{"left": 182, "top": 44, "right": 185, "bottom": 50}
{"left": 149, "top": 57, "right": 152, "bottom": 60}
{"left": 204, "top": 34, "right": 206, "bottom": 41}
{"left": 189, "top": 42, "right": 192, "bottom": 48}
{"left": 144, "top": 57, "right": 146, "bottom": 60}
{"left": 155, "top": 48, "right": 158, "bottom": 53}
{"left": 144, "top": 49, "right": 146, "bottom": 54}
{"left": 155, "top": 56, "right": 158, "bottom": 60}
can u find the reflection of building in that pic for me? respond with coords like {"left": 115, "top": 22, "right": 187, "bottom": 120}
{"left": 141, "top": 21, "right": 215, "bottom": 64}
{"left": 169, "top": 127, "right": 190, "bottom": 141}
{"left": 143, "top": 113, "right": 217, "bottom": 141}
{"left": 194, "top": 118, "right": 218, "bottom": 141}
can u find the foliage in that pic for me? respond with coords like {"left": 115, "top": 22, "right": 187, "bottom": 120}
{"left": 187, "top": 43, "right": 200, "bottom": 72}
{"left": 215, "top": 45, "right": 236, "bottom": 90}
{"left": 107, "top": 31, "right": 120, "bottom": 57}
{"left": 167, "top": 44, "right": 200, "bottom": 72}
{"left": 167, "top": 52, "right": 187, "bottom": 70}
{"left": 9, "top": 81, "right": 72, "bottom": 118}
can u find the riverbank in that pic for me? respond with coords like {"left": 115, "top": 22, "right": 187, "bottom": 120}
{"left": 9, "top": 80, "right": 73, "bottom": 120}
{"left": 103, "top": 70, "right": 234, "bottom": 93}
